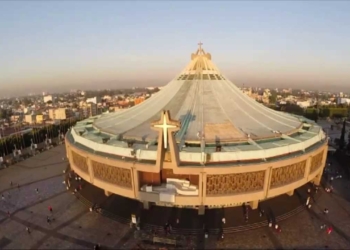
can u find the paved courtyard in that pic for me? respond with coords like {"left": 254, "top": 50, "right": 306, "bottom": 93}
{"left": 1, "top": 145, "right": 350, "bottom": 249}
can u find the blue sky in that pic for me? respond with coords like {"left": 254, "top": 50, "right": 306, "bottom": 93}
{"left": 0, "top": 1, "right": 349, "bottom": 96}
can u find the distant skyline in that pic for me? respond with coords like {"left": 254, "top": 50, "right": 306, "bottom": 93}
{"left": 1, "top": 1, "right": 350, "bottom": 97}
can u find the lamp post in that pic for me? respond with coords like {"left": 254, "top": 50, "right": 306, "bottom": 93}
{"left": 13, "top": 143, "right": 17, "bottom": 159}
{"left": 30, "top": 138, "right": 34, "bottom": 155}
{"left": 45, "top": 133, "right": 48, "bottom": 148}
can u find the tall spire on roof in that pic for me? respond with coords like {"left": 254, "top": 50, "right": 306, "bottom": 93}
{"left": 182, "top": 42, "right": 218, "bottom": 75}
{"left": 196, "top": 41, "right": 205, "bottom": 55}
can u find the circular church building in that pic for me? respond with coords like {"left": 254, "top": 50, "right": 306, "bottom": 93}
{"left": 65, "top": 44, "right": 328, "bottom": 212}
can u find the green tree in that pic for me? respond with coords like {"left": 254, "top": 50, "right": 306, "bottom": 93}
{"left": 347, "top": 131, "right": 350, "bottom": 152}
{"left": 312, "top": 109, "right": 319, "bottom": 123}
{"left": 22, "top": 98, "right": 32, "bottom": 106}
{"left": 269, "top": 92, "right": 277, "bottom": 104}
{"left": 0, "top": 109, "right": 13, "bottom": 122}
{"left": 0, "top": 109, "right": 6, "bottom": 119}
{"left": 339, "top": 120, "right": 346, "bottom": 150}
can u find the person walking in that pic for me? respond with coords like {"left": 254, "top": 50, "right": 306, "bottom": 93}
{"left": 36, "top": 188, "right": 39, "bottom": 194}
{"left": 47, "top": 216, "right": 51, "bottom": 225}
{"left": 26, "top": 227, "right": 31, "bottom": 234}
{"left": 1, "top": 194, "right": 4, "bottom": 200}
{"left": 258, "top": 206, "right": 265, "bottom": 217}
{"left": 306, "top": 196, "right": 311, "bottom": 207}
{"left": 275, "top": 224, "right": 282, "bottom": 233}
{"left": 48, "top": 206, "right": 53, "bottom": 213}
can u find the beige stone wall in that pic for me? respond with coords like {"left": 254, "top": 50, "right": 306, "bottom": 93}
{"left": 66, "top": 139, "right": 328, "bottom": 207}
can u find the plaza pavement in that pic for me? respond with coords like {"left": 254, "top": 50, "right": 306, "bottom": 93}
{"left": 0, "top": 145, "right": 350, "bottom": 249}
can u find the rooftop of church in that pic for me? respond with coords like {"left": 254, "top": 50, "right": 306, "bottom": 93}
{"left": 68, "top": 43, "right": 326, "bottom": 164}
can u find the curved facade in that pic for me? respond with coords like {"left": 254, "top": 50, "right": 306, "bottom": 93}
{"left": 65, "top": 44, "right": 328, "bottom": 211}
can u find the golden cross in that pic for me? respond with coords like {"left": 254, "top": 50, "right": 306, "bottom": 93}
{"left": 151, "top": 111, "right": 181, "bottom": 150}
{"left": 153, "top": 114, "right": 178, "bottom": 149}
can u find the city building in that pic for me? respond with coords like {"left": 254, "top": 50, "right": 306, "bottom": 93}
{"left": 24, "top": 114, "right": 36, "bottom": 124}
{"left": 43, "top": 95, "right": 53, "bottom": 103}
{"left": 49, "top": 108, "right": 72, "bottom": 120}
{"left": 337, "top": 97, "right": 350, "bottom": 105}
{"left": 10, "top": 115, "right": 23, "bottom": 123}
{"left": 80, "top": 103, "right": 102, "bottom": 118}
{"left": 86, "top": 96, "right": 101, "bottom": 105}
{"left": 36, "top": 114, "right": 48, "bottom": 124}
{"left": 297, "top": 100, "right": 313, "bottom": 108}
{"left": 134, "top": 96, "right": 145, "bottom": 105}
{"left": 66, "top": 44, "right": 328, "bottom": 214}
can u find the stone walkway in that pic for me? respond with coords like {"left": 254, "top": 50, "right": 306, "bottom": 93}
{"left": 0, "top": 145, "right": 350, "bottom": 249}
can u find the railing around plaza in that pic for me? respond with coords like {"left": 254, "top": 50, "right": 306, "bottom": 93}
{"left": 152, "top": 236, "right": 177, "bottom": 246}
{"left": 0, "top": 136, "right": 64, "bottom": 169}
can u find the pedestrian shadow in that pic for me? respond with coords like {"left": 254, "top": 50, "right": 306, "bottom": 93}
{"left": 330, "top": 191, "right": 350, "bottom": 204}
{"left": 266, "top": 206, "right": 276, "bottom": 225}
{"left": 307, "top": 208, "right": 350, "bottom": 244}
{"left": 195, "top": 218, "right": 205, "bottom": 250}
{"left": 241, "top": 203, "right": 246, "bottom": 220}
{"left": 295, "top": 189, "right": 306, "bottom": 205}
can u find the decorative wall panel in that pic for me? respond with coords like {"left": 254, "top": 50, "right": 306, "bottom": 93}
{"left": 310, "top": 151, "right": 324, "bottom": 173}
{"left": 270, "top": 161, "right": 306, "bottom": 188}
{"left": 92, "top": 161, "right": 132, "bottom": 188}
{"left": 206, "top": 171, "right": 265, "bottom": 195}
{"left": 71, "top": 151, "right": 88, "bottom": 173}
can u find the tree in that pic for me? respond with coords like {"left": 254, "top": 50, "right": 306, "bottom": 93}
{"left": 0, "top": 109, "right": 13, "bottom": 122}
{"left": 22, "top": 98, "right": 32, "bottom": 106}
{"left": 269, "top": 92, "right": 277, "bottom": 104}
{"left": 312, "top": 109, "right": 319, "bottom": 123}
{"left": 339, "top": 120, "right": 346, "bottom": 150}
{"left": 0, "top": 109, "right": 6, "bottom": 119}
{"left": 281, "top": 103, "right": 304, "bottom": 116}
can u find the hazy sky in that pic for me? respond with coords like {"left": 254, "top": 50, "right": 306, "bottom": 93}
{"left": 0, "top": 1, "right": 349, "bottom": 97}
